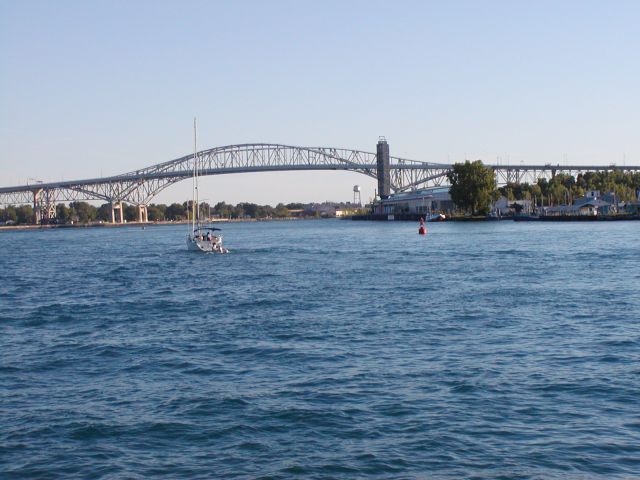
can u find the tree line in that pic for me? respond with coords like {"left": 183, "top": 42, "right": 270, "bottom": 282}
{"left": 498, "top": 170, "right": 640, "bottom": 205}
{"left": 0, "top": 201, "right": 318, "bottom": 225}
{"left": 448, "top": 161, "right": 640, "bottom": 216}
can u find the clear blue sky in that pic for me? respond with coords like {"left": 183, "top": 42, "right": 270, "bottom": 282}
{"left": 1, "top": 0, "right": 639, "bottom": 205}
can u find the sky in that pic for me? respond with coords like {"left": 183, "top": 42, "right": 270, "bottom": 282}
{"left": 1, "top": 0, "right": 639, "bottom": 206}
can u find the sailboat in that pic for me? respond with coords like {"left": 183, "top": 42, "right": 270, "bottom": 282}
{"left": 186, "top": 119, "right": 229, "bottom": 253}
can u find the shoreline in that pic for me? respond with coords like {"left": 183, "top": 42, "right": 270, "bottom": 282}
{"left": 3, "top": 214, "right": 640, "bottom": 231}
{"left": 351, "top": 213, "right": 640, "bottom": 222}
{"left": 0, "top": 217, "right": 320, "bottom": 231}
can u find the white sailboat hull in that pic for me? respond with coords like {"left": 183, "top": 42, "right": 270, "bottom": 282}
{"left": 186, "top": 234, "right": 229, "bottom": 253}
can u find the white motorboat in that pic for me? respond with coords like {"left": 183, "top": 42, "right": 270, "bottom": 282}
{"left": 428, "top": 213, "right": 446, "bottom": 222}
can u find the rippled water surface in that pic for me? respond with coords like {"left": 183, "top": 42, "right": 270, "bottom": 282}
{"left": 2, "top": 220, "right": 640, "bottom": 479}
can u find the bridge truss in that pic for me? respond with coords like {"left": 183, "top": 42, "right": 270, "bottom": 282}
{"left": 1, "top": 143, "right": 638, "bottom": 223}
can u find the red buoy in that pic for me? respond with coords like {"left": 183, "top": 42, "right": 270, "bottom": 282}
{"left": 419, "top": 217, "right": 427, "bottom": 235}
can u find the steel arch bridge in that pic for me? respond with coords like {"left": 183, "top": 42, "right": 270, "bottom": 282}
{"left": 1, "top": 142, "right": 639, "bottom": 222}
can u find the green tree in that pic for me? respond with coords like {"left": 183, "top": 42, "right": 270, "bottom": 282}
{"left": 274, "top": 203, "right": 290, "bottom": 218}
{"left": 575, "top": 173, "right": 588, "bottom": 190}
{"left": 166, "top": 203, "right": 186, "bottom": 220}
{"left": 124, "top": 204, "right": 138, "bottom": 222}
{"left": 285, "top": 203, "right": 305, "bottom": 210}
{"left": 96, "top": 203, "right": 112, "bottom": 222}
{"left": 147, "top": 204, "right": 165, "bottom": 221}
{"left": 183, "top": 201, "right": 191, "bottom": 220}
{"left": 198, "top": 202, "right": 210, "bottom": 220}
{"left": 1, "top": 206, "right": 18, "bottom": 223}
{"left": 232, "top": 205, "right": 245, "bottom": 219}
{"left": 554, "top": 173, "right": 575, "bottom": 190}
{"left": 69, "top": 202, "right": 97, "bottom": 223}
{"left": 213, "top": 201, "right": 233, "bottom": 218}
{"left": 15, "top": 205, "right": 34, "bottom": 224}
{"left": 548, "top": 182, "right": 567, "bottom": 205}
{"left": 446, "top": 160, "right": 496, "bottom": 215}
{"left": 56, "top": 204, "right": 72, "bottom": 222}
{"left": 530, "top": 184, "right": 543, "bottom": 206}
{"left": 571, "top": 185, "right": 585, "bottom": 202}
{"left": 237, "top": 202, "right": 259, "bottom": 218}
{"left": 537, "top": 178, "right": 550, "bottom": 205}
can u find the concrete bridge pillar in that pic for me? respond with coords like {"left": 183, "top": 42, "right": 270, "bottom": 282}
{"left": 111, "top": 202, "right": 125, "bottom": 224}
{"left": 137, "top": 204, "right": 148, "bottom": 223}
{"left": 33, "top": 190, "right": 41, "bottom": 224}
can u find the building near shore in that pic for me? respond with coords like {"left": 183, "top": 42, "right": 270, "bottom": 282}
{"left": 492, "top": 198, "right": 533, "bottom": 216}
{"left": 371, "top": 187, "right": 454, "bottom": 215}
{"left": 541, "top": 191, "right": 619, "bottom": 217}
{"left": 542, "top": 199, "right": 615, "bottom": 217}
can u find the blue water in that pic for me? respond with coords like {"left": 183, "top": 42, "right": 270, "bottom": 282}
{"left": 1, "top": 220, "right": 640, "bottom": 479}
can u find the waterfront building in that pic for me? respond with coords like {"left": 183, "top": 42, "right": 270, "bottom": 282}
{"left": 542, "top": 203, "right": 597, "bottom": 217}
{"left": 305, "top": 202, "right": 362, "bottom": 217}
{"left": 541, "top": 197, "right": 615, "bottom": 217}
{"left": 492, "top": 197, "right": 533, "bottom": 216}
{"left": 371, "top": 187, "right": 453, "bottom": 215}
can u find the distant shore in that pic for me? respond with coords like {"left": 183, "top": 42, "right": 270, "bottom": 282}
{"left": 351, "top": 213, "right": 640, "bottom": 222}
{"left": 0, "top": 217, "right": 321, "bottom": 231}
{"left": 4, "top": 214, "right": 640, "bottom": 231}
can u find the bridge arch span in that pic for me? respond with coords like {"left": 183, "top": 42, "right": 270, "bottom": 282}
{"left": 2, "top": 141, "right": 638, "bottom": 223}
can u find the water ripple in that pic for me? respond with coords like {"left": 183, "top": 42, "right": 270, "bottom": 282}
{"left": 2, "top": 221, "right": 640, "bottom": 478}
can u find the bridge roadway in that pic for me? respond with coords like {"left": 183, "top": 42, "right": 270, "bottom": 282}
{"left": 1, "top": 143, "right": 638, "bottom": 223}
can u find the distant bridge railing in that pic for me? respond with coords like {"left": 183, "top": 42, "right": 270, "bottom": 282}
{"left": 1, "top": 143, "right": 639, "bottom": 222}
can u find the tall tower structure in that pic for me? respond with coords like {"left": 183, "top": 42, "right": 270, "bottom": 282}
{"left": 353, "top": 185, "right": 361, "bottom": 206}
{"left": 376, "top": 137, "right": 390, "bottom": 199}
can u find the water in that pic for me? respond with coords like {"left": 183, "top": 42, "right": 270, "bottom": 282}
{"left": 1, "top": 220, "right": 639, "bottom": 479}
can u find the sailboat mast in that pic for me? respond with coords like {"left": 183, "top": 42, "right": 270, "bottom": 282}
{"left": 192, "top": 117, "right": 198, "bottom": 231}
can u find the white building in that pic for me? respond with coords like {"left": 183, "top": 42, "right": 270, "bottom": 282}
{"left": 372, "top": 187, "right": 454, "bottom": 215}
{"left": 491, "top": 197, "right": 533, "bottom": 216}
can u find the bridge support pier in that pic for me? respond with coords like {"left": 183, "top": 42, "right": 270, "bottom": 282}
{"left": 33, "top": 190, "right": 41, "bottom": 224}
{"left": 111, "top": 202, "right": 125, "bottom": 224}
{"left": 137, "top": 204, "right": 148, "bottom": 223}
{"left": 32, "top": 188, "right": 57, "bottom": 224}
